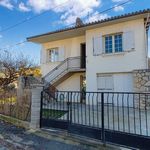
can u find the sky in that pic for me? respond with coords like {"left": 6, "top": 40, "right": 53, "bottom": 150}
{"left": 0, "top": 0, "right": 149, "bottom": 64}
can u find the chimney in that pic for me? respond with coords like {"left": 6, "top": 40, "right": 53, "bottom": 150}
{"left": 76, "top": 17, "right": 83, "bottom": 26}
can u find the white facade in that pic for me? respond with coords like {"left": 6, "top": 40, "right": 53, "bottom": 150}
{"left": 86, "top": 19, "right": 148, "bottom": 92}
{"left": 41, "top": 36, "right": 85, "bottom": 76}
{"left": 28, "top": 12, "right": 149, "bottom": 93}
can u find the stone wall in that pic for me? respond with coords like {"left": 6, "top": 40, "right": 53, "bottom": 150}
{"left": 133, "top": 69, "right": 150, "bottom": 109}
{"left": 133, "top": 69, "right": 150, "bottom": 92}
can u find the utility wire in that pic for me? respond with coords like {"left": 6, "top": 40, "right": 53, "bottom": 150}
{"left": 61, "top": 0, "right": 134, "bottom": 29}
{"left": 0, "top": 0, "right": 133, "bottom": 34}
{"left": 0, "top": 0, "right": 69, "bottom": 33}
{"left": 89, "top": 0, "right": 133, "bottom": 18}
{"left": 0, "top": 0, "right": 133, "bottom": 51}
{"left": 0, "top": 40, "right": 27, "bottom": 51}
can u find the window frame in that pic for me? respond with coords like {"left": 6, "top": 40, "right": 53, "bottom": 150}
{"left": 47, "top": 47, "right": 59, "bottom": 62}
{"left": 103, "top": 32, "right": 123, "bottom": 54}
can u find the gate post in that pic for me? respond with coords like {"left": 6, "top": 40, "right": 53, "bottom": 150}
{"left": 70, "top": 92, "right": 72, "bottom": 124}
{"left": 30, "top": 84, "right": 44, "bottom": 129}
{"left": 101, "top": 92, "right": 105, "bottom": 145}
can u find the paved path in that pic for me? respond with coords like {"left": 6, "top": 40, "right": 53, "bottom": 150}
{"left": 0, "top": 121, "right": 88, "bottom": 150}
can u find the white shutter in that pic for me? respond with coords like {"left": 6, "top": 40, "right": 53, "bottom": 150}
{"left": 93, "top": 35, "right": 103, "bottom": 55}
{"left": 41, "top": 47, "right": 47, "bottom": 64}
{"left": 59, "top": 46, "right": 65, "bottom": 61}
{"left": 105, "top": 76, "right": 113, "bottom": 90}
{"left": 97, "top": 75, "right": 113, "bottom": 91}
{"left": 97, "top": 76, "right": 105, "bottom": 90}
{"left": 123, "top": 31, "right": 135, "bottom": 51}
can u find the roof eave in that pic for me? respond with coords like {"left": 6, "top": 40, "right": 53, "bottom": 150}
{"left": 27, "top": 9, "right": 150, "bottom": 44}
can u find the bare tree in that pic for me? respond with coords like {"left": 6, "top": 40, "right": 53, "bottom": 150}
{"left": 0, "top": 50, "right": 36, "bottom": 89}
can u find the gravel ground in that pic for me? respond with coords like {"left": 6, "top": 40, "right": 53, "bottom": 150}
{"left": 0, "top": 121, "right": 89, "bottom": 150}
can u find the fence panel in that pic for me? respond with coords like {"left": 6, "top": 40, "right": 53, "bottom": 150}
{"left": 0, "top": 90, "right": 31, "bottom": 121}
{"left": 103, "top": 92, "right": 150, "bottom": 136}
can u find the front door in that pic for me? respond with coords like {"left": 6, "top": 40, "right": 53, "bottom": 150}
{"left": 80, "top": 43, "right": 86, "bottom": 69}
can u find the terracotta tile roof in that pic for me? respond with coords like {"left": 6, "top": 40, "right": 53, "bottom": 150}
{"left": 27, "top": 9, "right": 150, "bottom": 40}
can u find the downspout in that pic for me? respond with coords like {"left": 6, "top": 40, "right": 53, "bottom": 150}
{"left": 144, "top": 28, "right": 149, "bottom": 69}
{"left": 146, "top": 29, "right": 149, "bottom": 69}
{"left": 144, "top": 13, "right": 150, "bottom": 69}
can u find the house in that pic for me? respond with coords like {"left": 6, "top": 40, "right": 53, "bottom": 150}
{"left": 27, "top": 9, "right": 150, "bottom": 94}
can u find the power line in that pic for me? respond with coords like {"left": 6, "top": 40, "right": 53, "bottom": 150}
{"left": 0, "top": 0, "right": 133, "bottom": 51}
{"left": 63, "top": 0, "right": 133, "bottom": 29}
{"left": 0, "top": 0, "right": 133, "bottom": 34}
{"left": 0, "top": 40, "right": 27, "bottom": 51}
{"left": 89, "top": 0, "right": 133, "bottom": 19}
{"left": 0, "top": 0, "right": 69, "bottom": 33}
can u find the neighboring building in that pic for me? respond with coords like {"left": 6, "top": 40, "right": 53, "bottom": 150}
{"left": 27, "top": 9, "right": 150, "bottom": 93}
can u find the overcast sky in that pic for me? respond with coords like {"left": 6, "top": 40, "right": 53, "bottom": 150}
{"left": 0, "top": 0, "right": 149, "bottom": 64}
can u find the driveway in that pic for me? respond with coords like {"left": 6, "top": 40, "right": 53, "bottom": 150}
{"left": 0, "top": 121, "right": 88, "bottom": 150}
{"left": 43, "top": 101, "right": 150, "bottom": 136}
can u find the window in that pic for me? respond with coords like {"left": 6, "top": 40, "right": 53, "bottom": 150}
{"left": 48, "top": 48, "right": 59, "bottom": 62}
{"left": 104, "top": 33, "right": 123, "bottom": 53}
{"left": 114, "top": 34, "right": 123, "bottom": 52}
{"left": 105, "top": 36, "right": 113, "bottom": 53}
{"left": 97, "top": 75, "right": 113, "bottom": 91}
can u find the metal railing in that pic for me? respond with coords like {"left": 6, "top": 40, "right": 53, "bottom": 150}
{"left": 43, "top": 57, "right": 83, "bottom": 87}
{"left": 41, "top": 90, "right": 150, "bottom": 149}
{"left": 41, "top": 90, "right": 150, "bottom": 136}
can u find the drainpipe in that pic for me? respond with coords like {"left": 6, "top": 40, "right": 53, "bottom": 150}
{"left": 146, "top": 29, "right": 149, "bottom": 69}
{"left": 144, "top": 13, "right": 150, "bottom": 69}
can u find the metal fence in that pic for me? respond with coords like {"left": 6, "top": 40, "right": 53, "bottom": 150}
{"left": 41, "top": 91, "right": 150, "bottom": 137}
{"left": 0, "top": 90, "right": 31, "bottom": 121}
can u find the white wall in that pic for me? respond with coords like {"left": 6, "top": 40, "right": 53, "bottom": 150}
{"left": 41, "top": 36, "right": 85, "bottom": 76}
{"left": 86, "top": 18, "right": 147, "bottom": 92}
{"left": 56, "top": 73, "right": 85, "bottom": 91}
{"left": 40, "top": 18, "right": 147, "bottom": 94}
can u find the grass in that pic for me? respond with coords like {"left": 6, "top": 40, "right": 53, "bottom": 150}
{"left": 43, "top": 109, "right": 67, "bottom": 119}
{"left": 0, "top": 114, "right": 30, "bottom": 129}
{"left": 0, "top": 97, "right": 17, "bottom": 104}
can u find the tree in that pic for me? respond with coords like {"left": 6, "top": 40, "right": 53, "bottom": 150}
{"left": 0, "top": 50, "right": 41, "bottom": 89}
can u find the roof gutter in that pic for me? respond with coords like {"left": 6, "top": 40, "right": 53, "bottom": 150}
{"left": 27, "top": 9, "right": 150, "bottom": 43}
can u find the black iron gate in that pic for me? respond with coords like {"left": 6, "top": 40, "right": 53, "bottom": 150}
{"left": 40, "top": 90, "right": 150, "bottom": 149}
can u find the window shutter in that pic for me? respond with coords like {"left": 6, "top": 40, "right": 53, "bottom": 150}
{"left": 97, "top": 75, "right": 113, "bottom": 91}
{"left": 105, "top": 76, "right": 113, "bottom": 90}
{"left": 41, "top": 47, "right": 47, "bottom": 64}
{"left": 93, "top": 35, "right": 103, "bottom": 55}
{"left": 123, "top": 31, "right": 135, "bottom": 51}
{"left": 97, "top": 76, "right": 105, "bottom": 90}
{"left": 59, "top": 46, "right": 65, "bottom": 61}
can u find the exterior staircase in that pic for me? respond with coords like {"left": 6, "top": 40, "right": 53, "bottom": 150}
{"left": 43, "top": 56, "right": 85, "bottom": 93}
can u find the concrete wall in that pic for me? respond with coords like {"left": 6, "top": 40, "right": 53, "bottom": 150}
{"left": 86, "top": 18, "right": 147, "bottom": 92}
{"left": 41, "top": 36, "right": 85, "bottom": 76}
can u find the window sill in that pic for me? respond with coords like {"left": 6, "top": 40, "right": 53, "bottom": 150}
{"left": 101, "top": 52, "right": 126, "bottom": 57}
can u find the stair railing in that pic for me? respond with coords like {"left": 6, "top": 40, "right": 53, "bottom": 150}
{"left": 43, "top": 56, "right": 81, "bottom": 85}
